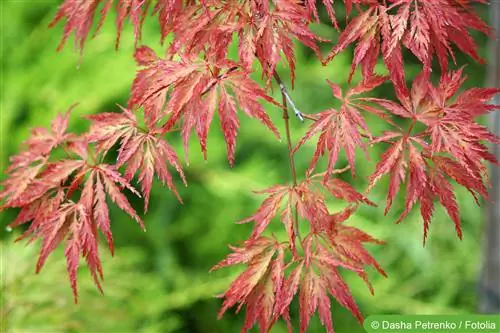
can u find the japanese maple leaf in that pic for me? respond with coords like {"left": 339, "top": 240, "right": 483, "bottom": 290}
{"left": 324, "top": 1, "right": 490, "bottom": 84}
{"left": 87, "top": 106, "right": 186, "bottom": 211}
{"left": 322, "top": 211, "right": 387, "bottom": 292}
{"left": 167, "top": 1, "right": 246, "bottom": 65}
{"left": 423, "top": 70, "right": 500, "bottom": 170}
{"left": 0, "top": 106, "right": 79, "bottom": 213}
{"left": 366, "top": 132, "right": 436, "bottom": 226}
{"left": 324, "top": 4, "right": 403, "bottom": 83}
{"left": 130, "top": 49, "right": 280, "bottom": 165}
{"left": 0, "top": 107, "right": 79, "bottom": 210}
{"left": 5, "top": 151, "right": 143, "bottom": 302}
{"left": 296, "top": 173, "right": 376, "bottom": 234}
{"left": 86, "top": 105, "right": 138, "bottom": 156}
{"left": 272, "top": 233, "right": 384, "bottom": 333}
{"left": 162, "top": 65, "right": 280, "bottom": 164}
{"left": 365, "top": 130, "right": 470, "bottom": 242}
{"left": 48, "top": 164, "right": 141, "bottom": 297}
{"left": 251, "top": 0, "right": 324, "bottom": 85}
{"left": 0, "top": 159, "right": 85, "bottom": 210}
{"left": 303, "top": 0, "right": 339, "bottom": 27}
{"left": 128, "top": 54, "right": 203, "bottom": 128}
{"left": 36, "top": 200, "right": 102, "bottom": 302}
{"left": 150, "top": 0, "right": 322, "bottom": 86}
{"left": 50, "top": 0, "right": 149, "bottom": 53}
{"left": 416, "top": 150, "right": 493, "bottom": 243}
{"left": 4, "top": 106, "right": 76, "bottom": 173}
{"left": 213, "top": 69, "right": 281, "bottom": 164}
{"left": 117, "top": 132, "right": 186, "bottom": 211}
{"left": 363, "top": 70, "right": 499, "bottom": 241}
{"left": 212, "top": 237, "right": 285, "bottom": 333}
{"left": 295, "top": 76, "right": 387, "bottom": 179}
{"left": 400, "top": 0, "right": 490, "bottom": 71}
{"left": 238, "top": 185, "right": 292, "bottom": 247}
{"left": 238, "top": 181, "right": 327, "bottom": 257}
{"left": 240, "top": 171, "right": 373, "bottom": 255}
{"left": 298, "top": 261, "right": 360, "bottom": 333}
{"left": 153, "top": 0, "right": 186, "bottom": 43}
{"left": 171, "top": 0, "right": 324, "bottom": 84}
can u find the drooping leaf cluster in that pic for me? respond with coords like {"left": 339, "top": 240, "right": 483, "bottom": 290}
{"left": 1, "top": 106, "right": 183, "bottom": 301}
{"left": 1, "top": 0, "right": 499, "bottom": 332}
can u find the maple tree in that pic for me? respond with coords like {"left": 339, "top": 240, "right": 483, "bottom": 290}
{"left": 1, "top": 0, "right": 499, "bottom": 332}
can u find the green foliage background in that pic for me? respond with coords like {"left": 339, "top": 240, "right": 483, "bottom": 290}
{"left": 0, "top": 1, "right": 491, "bottom": 332}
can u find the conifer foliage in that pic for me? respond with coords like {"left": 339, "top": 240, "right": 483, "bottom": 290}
{"left": 2, "top": 0, "right": 499, "bottom": 331}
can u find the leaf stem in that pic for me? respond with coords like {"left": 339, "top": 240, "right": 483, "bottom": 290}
{"left": 273, "top": 71, "right": 303, "bottom": 246}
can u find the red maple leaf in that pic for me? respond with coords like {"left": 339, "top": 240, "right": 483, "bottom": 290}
{"left": 362, "top": 69, "right": 499, "bottom": 242}
{"left": 295, "top": 76, "right": 388, "bottom": 179}
{"left": 211, "top": 237, "right": 284, "bottom": 333}
{"left": 130, "top": 49, "right": 280, "bottom": 165}
{"left": 87, "top": 106, "right": 186, "bottom": 210}
{"left": 50, "top": 0, "right": 149, "bottom": 53}
{"left": 50, "top": 163, "right": 141, "bottom": 297}
{"left": 240, "top": 170, "right": 375, "bottom": 254}
{"left": 0, "top": 107, "right": 78, "bottom": 209}
{"left": 1, "top": 110, "right": 149, "bottom": 302}
{"left": 213, "top": 224, "right": 385, "bottom": 333}
{"left": 324, "top": 1, "right": 490, "bottom": 84}
{"left": 166, "top": 0, "right": 323, "bottom": 85}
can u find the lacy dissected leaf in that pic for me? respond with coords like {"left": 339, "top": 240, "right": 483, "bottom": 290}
{"left": 304, "top": 0, "right": 338, "bottom": 26}
{"left": 0, "top": 159, "right": 85, "bottom": 210}
{"left": 86, "top": 105, "right": 138, "bottom": 155}
{"left": 418, "top": 162, "right": 461, "bottom": 242}
{"left": 3, "top": 107, "right": 76, "bottom": 175}
{"left": 324, "top": 1, "right": 490, "bottom": 83}
{"left": 38, "top": 200, "right": 101, "bottom": 302}
{"left": 365, "top": 69, "right": 499, "bottom": 241}
{"left": 295, "top": 76, "right": 387, "bottom": 179}
{"left": 213, "top": 232, "right": 376, "bottom": 333}
{"left": 238, "top": 185, "right": 290, "bottom": 242}
{"left": 251, "top": 0, "right": 323, "bottom": 84}
{"left": 3, "top": 156, "right": 143, "bottom": 302}
{"left": 298, "top": 261, "right": 360, "bottom": 333}
{"left": 88, "top": 106, "right": 186, "bottom": 210}
{"left": 167, "top": 1, "right": 246, "bottom": 64}
{"left": 323, "top": 212, "right": 387, "bottom": 291}
{"left": 50, "top": 0, "right": 150, "bottom": 53}
{"left": 366, "top": 134, "right": 445, "bottom": 240}
{"left": 240, "top": 173, "right": 373, "bottom": 254}
{"left": 239, "top": 181, "right": 321, "bottom": 256}
{"left": 400, "top": 0, "right": 490, "bottom": 71}
{"left": 129, "top": 56, "right": 203, "bottom": 127}
{"left": 130, "top": 50, "right": 280, "bottom": 165}
{"left": 2, "top": 109, "right": 145, "bottom": 302}
{"left": 0, "top": 107, "right": 80, "bottom": 210}
{"left": 425, "top": 70, "right": 500, "bottom": 162}
{"left": 117, "top": 131, "right": 186, "bottom": 210}
{"left": 17, "top": 163, "right": 142, "bottom": 301}
{"left": 153, "top": 0, "right": 186, "bottom": 42}
{"left": 92, "top": 163, "right": 144, "bottom": 231}
{"left": 212, "top": 237, "right": 284, "bottom": 333}
{"left": 167, "top": 0, "right": 322, "bottom": 85}
{"left": 324, "top": 5, "right": 386, "bottom": 82}
{"left": 273, "top": 231, "right": 383, "bottom": 333}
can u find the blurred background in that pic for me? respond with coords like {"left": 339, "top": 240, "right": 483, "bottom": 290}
{"left": 0, "top": 1, "right": 497, "bottom": 332}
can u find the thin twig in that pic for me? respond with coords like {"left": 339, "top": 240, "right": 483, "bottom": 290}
{"left": 273, "top": 71, "right": 303, "bottom": 246}
{"left": 275, "top": 77, "right": 305, "bottom": 121}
